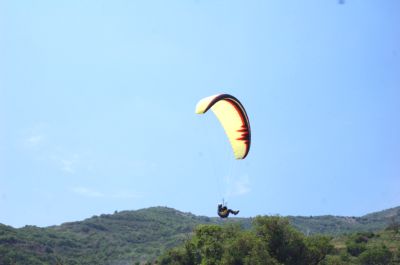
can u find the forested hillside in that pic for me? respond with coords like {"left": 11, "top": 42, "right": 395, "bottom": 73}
{"left": 0, "top": 207, "right": 245, "bottom": 264}
{"left": 1, "top": 206, "right": 400, "bottom": 264}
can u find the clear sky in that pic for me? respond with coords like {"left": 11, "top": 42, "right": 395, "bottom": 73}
{"left": 1, "top": 0, "right": 399, "bottom": 228}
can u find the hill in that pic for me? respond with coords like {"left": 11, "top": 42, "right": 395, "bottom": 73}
{"left": 289, "top": 206, "right": 400, "bottom": 235}
{"left": 0, "top": 207, "right": 246, "bottom": 264}
{"left": 0, "top": 206, "right": 399, "bottom": 264}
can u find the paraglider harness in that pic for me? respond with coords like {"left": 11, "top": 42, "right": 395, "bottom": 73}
{"left": 218, "top": 203, "right": 229, "bottom": 218}
{"left": 217, "top": 200, "right": 239, "bottom": 218}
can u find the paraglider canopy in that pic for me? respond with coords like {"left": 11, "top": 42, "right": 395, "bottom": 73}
{"left": 196, "top": 94, "right": 251, "bottom": 159}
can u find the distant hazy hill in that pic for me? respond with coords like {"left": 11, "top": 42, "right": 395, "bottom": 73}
{"left": 0, "top": 206, "right": 399, "bottom": 264}
{"left": 289, "top": 206, "right": 400, "bottom": 235}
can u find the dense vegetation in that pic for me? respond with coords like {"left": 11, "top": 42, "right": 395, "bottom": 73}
{"left": 159, "top": 217, "right": 400, "bottom": 265}
{"left": 0, "top": 206, "right": 400, "bottom": 265}
{"left": 159, "top": 216, "right": 334, "bottom": 265}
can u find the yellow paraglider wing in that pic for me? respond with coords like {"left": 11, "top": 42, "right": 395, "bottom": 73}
{"left": 196, "top": 94, "right": 251, "bottom": 159}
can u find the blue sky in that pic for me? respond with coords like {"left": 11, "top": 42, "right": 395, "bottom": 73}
{"left": 1, "top": 0, "right": 399, "bottom": 227}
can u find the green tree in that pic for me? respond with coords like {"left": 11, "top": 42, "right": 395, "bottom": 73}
{"left": 357, "top": 245, "right": 393, "bottom": 265}
{"left": 304, "top": 235, "right": 334, "bottom": 265}
{"left": 159, "top": 248, "right": 187, "bottom": 265}
{"left": 253, "top": 216, "right": 308, "bottom": 265}
{"left": 221, "top": 231, "right": 279, "bottom": 265}
{"left": 243, "top": 239, "right": 281, "bottom": 265}
{"left": 346, "top": 241, "right": 366, "bottom": 257}
{"left": 321, "top": 255, "right": 348, "bottom": 265}
{"left": 193, "top": 225, "right": 224, "bottom": 265}
{"left": 345, "top": 232, "right": 374, "bottom": 257}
